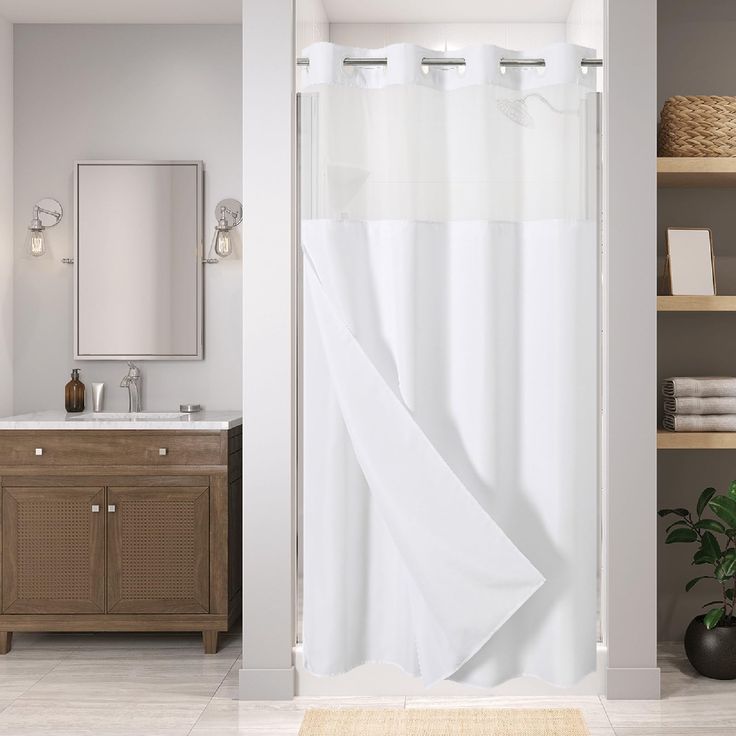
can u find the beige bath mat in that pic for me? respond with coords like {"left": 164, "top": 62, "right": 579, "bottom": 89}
{"left": 299, "top": 708, "right": 589, "bottom": 735}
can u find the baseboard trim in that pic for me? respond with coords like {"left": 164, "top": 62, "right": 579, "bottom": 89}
{"left": 606, "top": 666, "right": 661, "bottom": 699}
{"left": 239, "top": 666, "right": 295, "bottom": 700}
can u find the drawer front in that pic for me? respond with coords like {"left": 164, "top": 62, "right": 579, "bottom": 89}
{"left": 0, "top": 432, "right": 225, "bottom": 467}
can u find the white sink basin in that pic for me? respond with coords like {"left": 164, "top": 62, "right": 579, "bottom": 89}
{"left": 68, "top": 412, "right": 187, "bottom": 421}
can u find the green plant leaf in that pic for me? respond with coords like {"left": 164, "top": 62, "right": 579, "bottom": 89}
{"left": 716, "top": 556, "right": 736, "bottom": 580}
{"left": 704, "top": 607, "right": 725, "bottom": 630}
{"left": 709, "top": 496, "right": 736, "bottom": 529}
{"left": 685, "top": 576, "right": 711, "bottom": 592}
{"left": 702, "top": 531, "right": 722, "bottom": 560}
{"left": 729, "top": 480, "right": 736, "bottom": 499}
{"left": 702, "top": 600, "right": 723, "bottom": 608}
{"left": 693, "top": 519, "right": 727, "bottom": 534}
{"left": 658, "top": 508, "right": 690, "bottom": 518}
{"left": 722, "top": 549, "right": 736, "bottom": 572}
{"left": 693, "top": 548, "right": 718, "bottom": 565}
{"left": 698, "top": 487, "right": 717, "bottom": 516}
{"left": 666, "top": 520, "right": 690, "bottom": 532}
{"left": 665, "top": 527, "right": 698, "bottom": 544}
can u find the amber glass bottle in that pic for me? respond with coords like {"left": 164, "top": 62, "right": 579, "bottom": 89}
{"left": 65, "top": 369, "right": 85, "bottom": 413}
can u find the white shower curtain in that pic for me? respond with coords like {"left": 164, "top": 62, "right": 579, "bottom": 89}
{"left": 300, "top": 42, "right": 599, "bottom": 688}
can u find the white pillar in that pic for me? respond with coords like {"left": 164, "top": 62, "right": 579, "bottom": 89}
{"left": 604, "top": 0, "right": 660, "bottom": 700}
{"left": 240, "top": 0, "right": 296, "bottom": 700}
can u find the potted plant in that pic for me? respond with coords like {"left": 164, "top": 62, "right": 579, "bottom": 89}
{"left": 660, "top": 482, "right": 736, "bottom": 679}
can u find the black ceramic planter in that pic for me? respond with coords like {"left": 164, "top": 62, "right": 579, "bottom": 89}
{"left": 684, "top": 615, "right": 736, "bottom": 679}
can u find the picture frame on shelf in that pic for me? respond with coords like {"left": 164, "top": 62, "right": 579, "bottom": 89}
{"left": 664, "top": 227, "right": 717, "bottom": 296}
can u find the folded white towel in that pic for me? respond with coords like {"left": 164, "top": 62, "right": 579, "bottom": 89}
{"left": 664, "top": 397, "right": 736, "bottom": 415}
{"left": 662, "top": 377, "right": 736, "bottom": 398}
{"left": 663, "top": 414, "right": 736, "bottom": 432}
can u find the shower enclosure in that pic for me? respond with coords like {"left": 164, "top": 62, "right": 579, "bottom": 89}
{"left": 295, "top": 29, "right": 604, "bottom": 693}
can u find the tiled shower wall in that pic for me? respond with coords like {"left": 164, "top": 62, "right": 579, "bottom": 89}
{"left": 297, "top": 0, "right": 329, "bottom": 54}
{"left": 297, "top": 0, "right": 603, "bottom": 55}
{"left": 328, "top": 22, "right": 567, "bottom": 50}
{"left": 566, "top": 0, "right": 604, "bottom": 55}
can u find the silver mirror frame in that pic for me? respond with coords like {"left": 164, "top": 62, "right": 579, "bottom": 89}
{"left": 73, "top": 160, "right": 204, "bottom": 361}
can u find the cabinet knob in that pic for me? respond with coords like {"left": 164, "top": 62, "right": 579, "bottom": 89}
{"left": 107, "top": 504, "right": 116, "bottom": 513}
{"left": 159, "top": 448, "right": 168, "bottom": 456}
{"left": 91, "top": 505, "right": 100, "bottom": 513}
{"left": 35, "top": 448, "right": 43, "bottom": 456}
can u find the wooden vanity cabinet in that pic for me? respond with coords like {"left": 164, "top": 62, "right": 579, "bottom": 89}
{"left": 0, "top": 427, "right": 242, "bottom": 655}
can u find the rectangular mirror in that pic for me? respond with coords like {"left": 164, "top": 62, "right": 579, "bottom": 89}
{"left": 74, "top": 161, "right": 204, "bottom": 360}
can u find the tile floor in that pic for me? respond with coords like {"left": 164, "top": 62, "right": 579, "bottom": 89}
{"left": 0, "top": 632, "right": 731, "bottom": 735}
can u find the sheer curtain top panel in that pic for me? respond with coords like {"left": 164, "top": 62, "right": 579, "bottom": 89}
{"left": 300, "top": 43, "right": 597, "bottom": 223}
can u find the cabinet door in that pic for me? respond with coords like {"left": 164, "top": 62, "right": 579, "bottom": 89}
{"left": 2, "top": 486, "right": 105, "bottom": 614}
{"left": 107, "top": 486, "right": 209, "bottom": 614}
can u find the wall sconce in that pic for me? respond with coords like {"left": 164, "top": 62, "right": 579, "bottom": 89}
{"left": 26, "top": 198, "right": 63, "bottom": 258}
{"left": 205, "top": 199, "right": 243, "bottom": 263}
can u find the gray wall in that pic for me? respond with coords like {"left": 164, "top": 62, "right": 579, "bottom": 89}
{"left": 0, "top": 18, "right": 12, "bottom": 417}
{"left": 13, "top": 24, "right": 242, "bottom": 414}
{"left": 658, "top": 0, "right": 736, "bottom": 641}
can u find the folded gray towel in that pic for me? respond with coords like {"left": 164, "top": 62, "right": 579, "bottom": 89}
{"left": 663, "top": 414, "right": 736, "bottom": 432}
{"left": 664, "top": 397, "right": 736, "bottom": 415}
{"left": 663, "top": 377, "right": 736, "bottom": 398}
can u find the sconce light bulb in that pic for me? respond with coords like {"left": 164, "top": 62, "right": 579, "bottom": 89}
{"left": 214, "top": 229, "right": 232, "bottom": 258}
{"left": 29, "top": 229, "right": 46, "bottom": 257}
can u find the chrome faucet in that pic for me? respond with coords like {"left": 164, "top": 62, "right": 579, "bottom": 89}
{"left": 120, "top": 362, "right": 142, "bottom": 413}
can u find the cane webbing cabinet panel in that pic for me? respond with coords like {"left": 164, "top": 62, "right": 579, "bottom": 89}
{"left": 2, "top": 486, "right": 105, "bottom": 614}
{"left": 0, "top": 427, "right": 242, "bottom": 654}
{"left": 107, "top": 486, "right": 209, "bottom": 614}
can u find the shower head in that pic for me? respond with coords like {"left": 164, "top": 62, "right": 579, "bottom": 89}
{"left": 497, "top": 97, "right": 535, "bottom": 127}
{"left": 497, "top": 93, "right": 579, "bottom": 127}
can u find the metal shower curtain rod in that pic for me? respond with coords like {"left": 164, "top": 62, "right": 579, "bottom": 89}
{"left": 296, "top": 56, "right": 603, "bottom": 68}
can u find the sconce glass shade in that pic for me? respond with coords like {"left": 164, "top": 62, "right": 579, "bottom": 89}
{"left": 206, "top": 198, "right": 243, "bottom": 261}
{"left": 214, "top": 228, "right": 233, "bottom": 258}
{"left": 28, "top": 228, "right": 46, "bottom": 257}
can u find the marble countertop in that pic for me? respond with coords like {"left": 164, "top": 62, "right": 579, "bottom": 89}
{"left": 0, "top": 410, "right": 243, "bottom": 431}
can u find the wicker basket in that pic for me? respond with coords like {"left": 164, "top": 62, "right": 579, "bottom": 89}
{"left": 659, "top": 96, "right": 736, "bottom": 157}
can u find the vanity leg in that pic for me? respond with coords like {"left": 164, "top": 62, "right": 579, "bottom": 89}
{"left": 202, "top": 630, "right": 218, "bottom": 654}
{"left": 0, "top": 632, "right": 12, "bottom": 655}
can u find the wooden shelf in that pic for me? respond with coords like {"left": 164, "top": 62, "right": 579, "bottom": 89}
{"left": 658, "top": 157, "right": 736, "bottom": 187}
{"left": 658, "top": 430, "right": 736, "bottom": 449}
{"left": 657, "top": 162, "right": 736, "bottom": 450}
{"left": 657, "top": 296, "right": 736, "bottom": 312}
